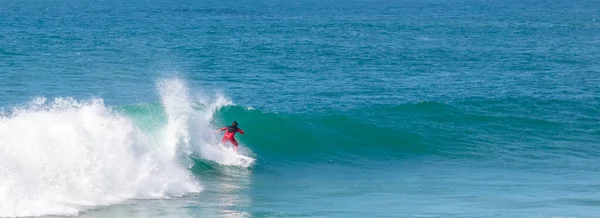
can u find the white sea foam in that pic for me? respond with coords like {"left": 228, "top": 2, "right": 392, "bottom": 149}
{"left": 0, "top": 78, "right": 253, "bottom": 217}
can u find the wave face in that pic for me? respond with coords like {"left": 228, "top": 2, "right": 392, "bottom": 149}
{"left": 0, "top": 78, "right": 252, "bottom": 217}
{"left": 213, "top": 97, "right": 599, "bottom": 166}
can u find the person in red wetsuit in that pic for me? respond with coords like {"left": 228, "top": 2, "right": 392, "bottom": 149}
{"left": 216, "top": 121, "right": 244, "bottom": 151}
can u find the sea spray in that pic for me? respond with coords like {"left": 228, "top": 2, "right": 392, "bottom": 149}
{"left": 157, "top": 78, "right": 255, "bottom": 167}
{"left": 0, "top": 97, "right": 200, "bottom": 217}
{"left": 0, "top": 78, "right": 255, "bottom": 217}
{"left": 157, "top": 78, "right": 194, "bottom": 161}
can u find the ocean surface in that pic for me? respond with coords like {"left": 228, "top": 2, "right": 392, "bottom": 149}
{"left": 1, "top": 0, "right": 599, "bottom": 217}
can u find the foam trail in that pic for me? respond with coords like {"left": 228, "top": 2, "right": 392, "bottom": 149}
{"left": 0, "top": 98, "right": 200, "bottom": 217}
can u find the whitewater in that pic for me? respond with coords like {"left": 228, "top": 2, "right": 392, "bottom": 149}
{"left": 0, "top": 78, "right": 254, "bottom": 217}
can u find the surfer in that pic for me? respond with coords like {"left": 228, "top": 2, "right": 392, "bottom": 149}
{"left": 216, "top": 121, "right": 244, "bottom": 151}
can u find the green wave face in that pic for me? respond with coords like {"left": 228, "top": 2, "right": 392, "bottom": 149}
{"left": 116, "top": 96, "right": 599, "bottom": 169}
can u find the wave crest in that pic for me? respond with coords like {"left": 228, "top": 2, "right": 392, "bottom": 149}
{"left": 0, "top": 78, "right": 253, "bottom": 217}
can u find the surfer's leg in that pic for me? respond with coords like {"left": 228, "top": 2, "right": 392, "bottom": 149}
{"left": 231, "top": 139, "right": 239, "bottom": 151}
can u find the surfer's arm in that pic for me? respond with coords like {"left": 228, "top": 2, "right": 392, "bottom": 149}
{"left": 215, "top": 127, "right": 227, "bottom": 133}
{"left": 237, "top": 129, "right": 245, "bottom": 134}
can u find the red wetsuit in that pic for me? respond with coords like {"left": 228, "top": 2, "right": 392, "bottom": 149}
{"left": 220, "top": 126, "right": 244, "bottom": 146}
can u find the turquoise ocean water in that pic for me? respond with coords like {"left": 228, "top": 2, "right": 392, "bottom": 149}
{"left": 1, "top": 0, "right": 599, "bottom": 217}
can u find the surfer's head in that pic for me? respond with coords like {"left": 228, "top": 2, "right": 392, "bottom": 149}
{"left": 232, "top": 121, "right": 238, "bottom": 127}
